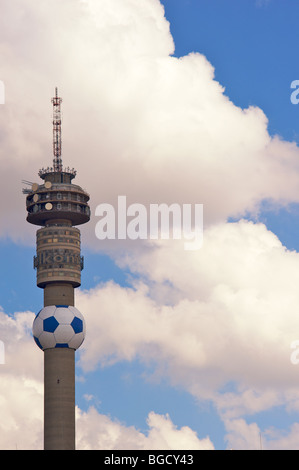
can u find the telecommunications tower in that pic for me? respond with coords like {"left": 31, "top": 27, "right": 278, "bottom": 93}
{"left": 24, "top": 88, "right": 90, "bottom": 450}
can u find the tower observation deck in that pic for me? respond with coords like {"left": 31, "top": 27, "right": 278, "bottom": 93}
{"left": 24, "top": 88, "right": 90, "bottom": 450}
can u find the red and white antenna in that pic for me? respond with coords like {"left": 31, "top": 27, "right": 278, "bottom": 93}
{"left": 51, "top": 87, "right": 63, "bottom": 172}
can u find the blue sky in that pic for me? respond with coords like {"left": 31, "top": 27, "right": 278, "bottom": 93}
{"left": 2, "top": 0, "right": 299, "bottom": 450}
{"left": 162, "top": 0, "right": 299, "bottom": 141}
{"left": 161, "top": 0, "right": 299, "bottom": 254}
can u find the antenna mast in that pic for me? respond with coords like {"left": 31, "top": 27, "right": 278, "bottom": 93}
{"left": 51, "top": 87, "right": 63, "bottom": 172}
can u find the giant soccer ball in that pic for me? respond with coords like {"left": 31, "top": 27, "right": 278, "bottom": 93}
{"left": 33, "top": 305, "right": 86, "bottom": 351}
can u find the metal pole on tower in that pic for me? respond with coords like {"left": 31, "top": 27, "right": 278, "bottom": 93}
{"left": 52, "top": 87, "right": 63, "bottom": 172}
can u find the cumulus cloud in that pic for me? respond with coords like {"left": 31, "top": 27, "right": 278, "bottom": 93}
{"left": 0, "top": 0, "right": 299, "bottom": 246}
{"left": 74, "top": 218, "right": 299, "bottom": 448}
{"left": 224, "top": 418, "right": 299, "bottom": 451}
{"left": 77, "top": 409, "right": 214, "bottom": 450}
{"left": 77, "top": 220, "right": 299, "bottom": 422}
{"left": 0, "top": 307, "right": 211, "bottom": 450}
{"left": 0, "top": 309, "right": 43, "bottom": 449}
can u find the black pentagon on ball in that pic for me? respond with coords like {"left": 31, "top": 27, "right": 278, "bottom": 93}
{"left": 71, "top": 316, "right": 83, "bottom": 334}
{"left": 44, "top": 316, "right": 59, "bottom": 333}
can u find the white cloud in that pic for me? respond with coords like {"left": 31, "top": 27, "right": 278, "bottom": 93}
{"left": 0, "top": 307, "right": 211, "bottom": 450}
{"left": 224, "top": 418, "right": 262, "bottom": 451}
{"left": 1, "top": 218, "right": 299, "bottom": 449}
{"left": 76, "top": 408, "right": 214, "bottom": 450}
{"left": 77, "top": 220, "right": 299, "bottom": 422}
{"left": 0, "top": 309, "right": 43, "bottom": 449}
{"left": 224, "top": 418, "right": 299, "bottom": 451}
{"left": 0, "top": 0, "right": 299, "bottom": 245}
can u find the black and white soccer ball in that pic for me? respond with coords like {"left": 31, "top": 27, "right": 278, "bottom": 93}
{"left": 33, "top": 305, "right": 85, "bottom": 351}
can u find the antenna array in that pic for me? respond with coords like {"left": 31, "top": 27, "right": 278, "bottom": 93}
{"left": 51, "top": 87, "right": 63, "bottom": 172}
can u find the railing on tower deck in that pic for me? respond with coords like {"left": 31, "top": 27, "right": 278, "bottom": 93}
{"left": 38, "top": 167, "right": 77, "bottom": 178}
